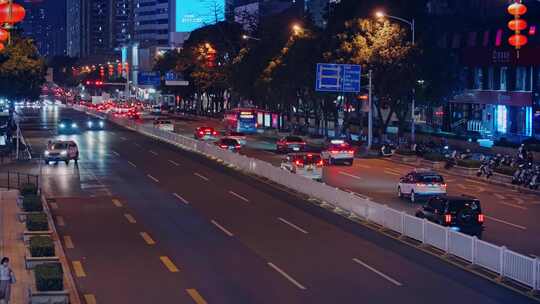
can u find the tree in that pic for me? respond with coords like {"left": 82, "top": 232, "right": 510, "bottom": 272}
{"left": 47, "top": 56, "right": 78, "bottom": 87}
{"left": 0, "top": 38, "right": 46, "bottom": 101}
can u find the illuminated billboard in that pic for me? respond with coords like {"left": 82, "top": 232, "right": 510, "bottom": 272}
{"left": 176, "top": 0, "right": 225, "bottom": 32}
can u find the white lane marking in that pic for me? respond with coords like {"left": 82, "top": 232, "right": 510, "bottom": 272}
{"left": 211, "top": 220, "right": 234, "bottom": 237}
{"left": 149, "top": 150, "right": 158, "bottom": 156}
{"left": 278, "top": 217, "right": 308, "bottom": 234}
{"left": 485, "top": 216, "right": 526, "bottom": 230}
{"left": 384, "top": 171, "right": 401, "bottom": 176}
{"left": 511, "top": 197, "right": 525, "bottom": 205}
{"left": 493, "top": 193, "right": 505, "bottom": 200}
{"left": 385, "top": 168, "right": 403, "bottom": 174}
{"left": 173, "top": 193, "right": 189, "bottom": 205}
{"left": 356, "top": 164, "right": 371, "bottom": 169}
{"left": 229, "top": 191, "right": 250, "bottom": 203}
{"left": 353, "top": 258, "right": 403, "bottom": 287}
{"left": 168, "top": 159, "right": 180, "bottom": 166}
{"left": 127, "top": 161, "right": 137, "bottom": 168}
{"left": 267, "top": 262, "right": 307, "bottom": 290}
{"left": 497, "top": 201, "right": 527, "bottom": 210}
{"left": 147, "top": 174, "right": 159, "bottom": 183}
{"left": 457, "top": 184, "right": 467, "bottom": 190}
{"left": 112, "top": 151, "right": 120, "bottom": 156}
{"left": 194, "top": 172, "right": 209, "bottom": 181}
{"left": 339, "top": 172, "right": 362, "bottom": 180}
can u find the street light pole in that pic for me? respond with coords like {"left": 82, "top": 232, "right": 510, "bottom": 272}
{"left": 368, "top": 69, "right": 373, "bottom": 149}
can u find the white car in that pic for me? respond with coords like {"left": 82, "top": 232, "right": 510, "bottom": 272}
{"left": 153, "top": 120, "right": 174, "bottom": 132}
{"left": 321, "top": 139, "right": 355, "bottom": 166}
{"left": 150, "top": 105, "right": 162, "bottom": 115}
{"left": 397, "top": 170, "right": 447, "bottom": 203}
{"left": 44, "top": 140, "right": 79, "bottom": 165}
{"left": 281, "top": 153, "right": 323, "bottom": 181}
{"left": 226, "top": 131, "right": 247, "bottom": 146}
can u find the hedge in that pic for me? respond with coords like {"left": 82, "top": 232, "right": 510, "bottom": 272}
{"left": 494, "top": 165, "right": 515, "bottom": 176}
{"left": 423, "top": 153, "right": 446, "bottom": 162}
{"left": 35, "top": 263, "right": 63, "bottom": 291}
{"left": 29, "top": 236, "right": 55, "bottom": 257}
{"left": 22, "top": 195, "right": 43, "bottom": 212}
{"left": 26, "top": 213, "right": 49, "bottom": 231}
{"left": 457, "top": 159, "right": 482, "bottom": 168}
{"left": 20, "top": 183, "right": 38, "bottom": 196}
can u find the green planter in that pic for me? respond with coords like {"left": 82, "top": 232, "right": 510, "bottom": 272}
{"left": 20, "top": 183, "right": 38, "bottom": 196}
{"left": 423, "top": 153, "right": 445, "bottom": 162}
{"left": 26, "top": 213, "right": 49, "bottom": 231}
{"left": 22, "top": 195, "right": 43, "bottom": 212}
{"left": 29, "top": 236, "right": 55, "bottom": 257}
{"left": 34, "top": 263, "right": 63, "bottom": 291}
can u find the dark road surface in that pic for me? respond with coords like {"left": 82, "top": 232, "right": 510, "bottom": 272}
{"left": 6, "top": 105, "right": 537, "bottom": 303}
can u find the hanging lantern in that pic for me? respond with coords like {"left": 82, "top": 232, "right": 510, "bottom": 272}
{"left": 0, "top": 28, "right": 8, "bottom": 42}
{"left": 0, "top": 43, "right": 5, "bottom": 52}
{"left": 509, "top": 34, "right": 528, "bottom": 48}
{"left": 508, "top": 2, "right": 527, "bottom": 16}
{"left": 0, "top": 2, "right": 26, "bottom": 24}
{"left": 508, "top": 19, "right": 527, "bottom": 31}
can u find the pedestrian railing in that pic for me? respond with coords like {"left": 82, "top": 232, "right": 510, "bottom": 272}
{"left": 80, "top": 105, "right": 540, "bottom": 293}
{"left": 0, "top": 171, "right": 39, "bottom": 191}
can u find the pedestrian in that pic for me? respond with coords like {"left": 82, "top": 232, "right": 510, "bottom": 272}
{"left": 0, "top": 257, "right": 15, "bottom": 304}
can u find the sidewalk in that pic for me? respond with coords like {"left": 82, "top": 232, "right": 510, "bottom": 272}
{"left": 0, "top": 189, "right": 31, "bottom": 303}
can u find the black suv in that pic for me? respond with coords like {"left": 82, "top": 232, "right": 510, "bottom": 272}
{"left": 415, "top": 196, "right": 485, "bottom": 237}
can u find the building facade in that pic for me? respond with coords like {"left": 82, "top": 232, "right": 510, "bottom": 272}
{"left": 22, "top": 0, "right": 67, "bottom": 57}
{"left": 134, "top": 0, "right": 170, "bottom": 47}
{"left": 67, "top": 0, "right": 82, "bottom": 57}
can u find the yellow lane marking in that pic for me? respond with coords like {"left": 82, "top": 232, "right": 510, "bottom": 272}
{"left": 50, "top": 202, "right": 59, "bottom": 210}
{"left": 140, "top": 232, "right": 156, "bottom": 245}
{"left": 64, "top": 236, "right": 74, "bottom": 249}
{"left": 124, "top": 213, "right": 137, "bottom": 224}
{"left": 56, "top": 216, "right": 65, "bottom": 227}
{"left": 73, "top": 261, "right": 86, "bottom": 277}
{"left": 83, "top": 294, "right": 97, "bottom": 304}
{"left": 159, "top": 256, "right": 179, "bottom": 272}
{"left": 186, "top": 289, "right": 208, "bottom": 304}
{"left": 112, "top": 199, "right": 123, "bottom": 207}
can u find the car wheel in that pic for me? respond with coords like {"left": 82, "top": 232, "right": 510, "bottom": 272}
{"left": 397, "top": 187, "right": 403, "bottom": 199}
{"left": 410, "top": 191, "right": 416, "bottom": 203}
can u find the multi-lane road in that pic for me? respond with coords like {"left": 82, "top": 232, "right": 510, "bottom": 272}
{"left": 7, "top": 105, "right": 537, "bottom": 303}
{"left": 158, "top": 112, "right": 540, "bottom": 257}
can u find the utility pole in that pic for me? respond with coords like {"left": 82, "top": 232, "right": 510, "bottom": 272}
{"left": 368, "top": 69, "right": 373, "bottom": 149}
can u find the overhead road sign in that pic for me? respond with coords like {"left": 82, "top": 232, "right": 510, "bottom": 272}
{"left": 316, "top": 63, "right": 361, "bottom": 93}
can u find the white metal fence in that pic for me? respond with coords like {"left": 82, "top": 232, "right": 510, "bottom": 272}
{"left": 80, "top": 106, "right": 540, "bottom": 291}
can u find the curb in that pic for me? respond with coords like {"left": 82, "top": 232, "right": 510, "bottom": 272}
{"left": 41, "top": 195, "right": 82, "bottom": 304}
{"left": 383, "top": 157, "right": 540, "bottom": 196}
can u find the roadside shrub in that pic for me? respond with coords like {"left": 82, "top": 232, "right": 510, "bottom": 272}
{"left": 35, "top": 263, "right": 63, "bottom": 291}
{"left": 26, "top": 213, "right": 49, "bottom": 231}
{"left": 29, "top": 236, "right": 55, "bottom": 257}
{"left": 494, "top": 165, "right": 515, "bottom": 176}
{"left": 457, "top": 159, "right": 482, "bottom": 168}
{"left": 20, "top": 183, "right": 38, "bottom": 196}
{"left": 395, "top": 148, "right": 416, "bottom": 156}
{"left": 423, "top": 153, "right": 445, "bottom": 162}
{"left": 22, "top": 195, "right": 43, "bottom": 212}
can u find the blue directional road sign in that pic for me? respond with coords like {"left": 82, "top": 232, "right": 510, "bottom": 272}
{"left": 138, "top": 71, "right": 161, "bottom": 86}
{"left": 316, "top": 63, "right": 361, "bottom": 93}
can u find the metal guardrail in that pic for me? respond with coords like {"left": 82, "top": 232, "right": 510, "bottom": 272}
{"left": 83, "top": 105, "right": 540, "bottom": 293}
{"left": 0, "top": 171, "right": 39, "bottom": 190}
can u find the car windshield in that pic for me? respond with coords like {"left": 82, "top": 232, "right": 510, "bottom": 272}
{"left": 51, "top": 143, "right": 67, "bottom": 150}
{"left": 60, "top": 119, "right": 72, "bottom": 124}
{"left": 221, "top": 138, "right": 238, "bottom": 145}
{"left": 418, "top": 175, "right": 444, "bottom": 183}
{"left": 448, "top": 200, "right": 481, "bottom": 213}
{"left": 285, "top": 136, "right": 303, "bottom": 142}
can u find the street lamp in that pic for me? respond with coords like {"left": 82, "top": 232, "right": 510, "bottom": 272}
{"left": 291, "top": 23, "right": 303, "bottom": 35}
{"left": 375, "top": 10, "right": 417, "bottom": 143}
{"left": 242, "top": 34, "right": 261, "bottom": 41}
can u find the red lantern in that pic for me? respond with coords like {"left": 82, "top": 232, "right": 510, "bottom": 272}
{"left": 509, "top": 34, "right": 528, "bottom": 48}
{"left": 0, "top": 43, "right": 5, "bottom": 52}
{"left": 508, "top": 2, "right": 527, "bottom": 16}
{"left": 0, "top": 2, "right": 26, "bottom": 24}
{"left": 508, "top": 19, "right": 527, "bottom": 31}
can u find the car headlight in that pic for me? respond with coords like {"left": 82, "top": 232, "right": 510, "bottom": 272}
{"left": 44, "top": 151, "right": 49, "bottom": 156}
{"left": 99, "top": 121, "right": 104, "bottom": 127}
{"left": 87, "top": 121, "right": 93, "bottom": 127}
{"left": 71, "top": 123, "right": 77, "bottom": 128}
{"left": 60, "top": 150, "right": 68, "bottom": 156}
{"left": 59, "top": 124, "right": 65, "bottom": 128}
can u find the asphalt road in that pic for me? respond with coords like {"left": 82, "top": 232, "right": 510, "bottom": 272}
{"left": 154, "top": 112, "right": 540, "bottom": 257}
{"left": 7, "top": 105, "right": 537, "bottom": 303}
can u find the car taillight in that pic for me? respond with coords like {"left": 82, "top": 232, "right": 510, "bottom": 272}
{"left": 348, "top": 150, "right": 355, "bottom": 154}
{"left": 213, "top": 131, "right": 218, "bottom": 135}
{"left": 441, "top": 183, "right": 447, "bottom": 188}
{"left": 317, "top": 160, "right": 324, "bottom": 166}
{"left": 478, "top": 214, "right": 485, "bottom": 223}
{"left": 198, "top": 131, "right": 204, "bottom": 135}
{"left": 295, "top": 160, "right": 303, "bottom": 166}
{"left": 444, "top": 214, "right": 452, "bottom": 224}
{"left": 416, "top": 183, "right": 426, "bottom": 187}
{"left": 220, "top": 145, "right": 228, "bottom": 148}
{"left": 330, "top": 150, "right": 338, "bottom": 154}
{"left": 235, "top": 145, "right": 241, "bottom": 149}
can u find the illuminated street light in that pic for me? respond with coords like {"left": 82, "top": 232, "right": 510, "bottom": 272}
{"left": 292, "top": 23, "right": 303, "bottom": 35}
{"left": 242, "top": 34, "right": 261, "bottom": 41}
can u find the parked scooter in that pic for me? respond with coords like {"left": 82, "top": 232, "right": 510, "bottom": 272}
{"left": 477, "top": 158, "right": 494, "bottom": 178}
{"left": 380, "top": 143, "right": 396, "bottom": 157}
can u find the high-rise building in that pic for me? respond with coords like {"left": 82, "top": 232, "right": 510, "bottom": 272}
{"left": 22, "top": 0, "right": 67, "bottom": 57}
{"left": 114, "top": 0, "right": 135, "bottom": 48}
{"left": 67, "top": 0, "right": 82, "bottom": 57}
{"left": 134, "top": 0, "right": 170, "bottom": 47}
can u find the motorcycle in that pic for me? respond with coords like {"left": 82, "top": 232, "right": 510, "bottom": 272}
{"left": 380, "top": 143, "right": 396, "bottom": 157}
{"left": 528, "top": 165, "right": 540, "bottom": 189}
{"left": 477, "top": 158, "right": 494, "bottom": 178}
